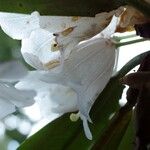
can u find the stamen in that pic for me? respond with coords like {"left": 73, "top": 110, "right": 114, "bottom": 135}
{"left": 53, "top": 33, "right": 59, "bottom": 36}
{"left": 70, "top": 112, "right": 80, "bottom": 122}
{"left": 51, "top": 43, "right": 59, "bottom": 52}
{"left": 61, "top": 27, "right": 74, "bottom": 36}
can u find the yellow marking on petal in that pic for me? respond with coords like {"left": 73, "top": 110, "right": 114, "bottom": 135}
{"left": 70, "top": 112, "right": 80, "bottom": 122}
{"left": 61, "top": 27, "right": 74, "bottom": 36}
{"left": 71, "top": 16, "right": 80, "bottom": 22}
{"left": 51, "top": 43, "right": 59, "bottom": 52}
{"left": 43, "top": 60, "right": 60, "bottom": 69}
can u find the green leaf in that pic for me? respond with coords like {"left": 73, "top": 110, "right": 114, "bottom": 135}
{"left": 0, "top": 29, "right": 20, "bottom": 61}
{"left": 118, "top": 117, "right": 135, "bottom": 150}
{"left": 17, "top": 51, "right": 150, "bottom": 150}
{"left": 6, "top": 129, "right": 27, "bottom": 143}
{"left": 0, "top": 0, "right": 125, "bottom": 16}
{"left": 0, "top": 0, "right": 149, "bottom": 17}
{"left": 92, "top": 104, "right": 132, "bottom": 150}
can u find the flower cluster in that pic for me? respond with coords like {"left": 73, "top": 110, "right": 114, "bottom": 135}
{"left": 0, "top": 8, "right": 123, "bottom": 139}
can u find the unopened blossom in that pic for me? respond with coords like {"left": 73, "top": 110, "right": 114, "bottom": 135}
{"left": 16, "top": 15, "right": 120, "bottom": 140}
{"left": 0, "top": 8, "right": 123, "bottom": 70}
{"left": 0, "top": 61, "right": 35, "bottom": 119}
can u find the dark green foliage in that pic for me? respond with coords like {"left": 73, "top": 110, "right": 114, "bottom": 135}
{"left": 0, "top": 29, "right": 19, "bottom": 61}
{"left": 0, "top": 0, "right": 125, "bottom": 16}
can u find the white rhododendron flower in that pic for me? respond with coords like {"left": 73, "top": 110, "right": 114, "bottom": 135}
{"left": 0, "top": 8, "right": 123, "bottom": 70}
{"left": 15, "top": 15, "right": 120, "bottom": 140}
{"left": 0, "top": 61, "right": 35, "bottom": 119}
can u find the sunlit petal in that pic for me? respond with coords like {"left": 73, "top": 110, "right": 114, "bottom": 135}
{"left": 0, "top": 11, "right": 40, "bottom": 39}
{"left": 21, "top": 29, "right": 61, "bottom": 70}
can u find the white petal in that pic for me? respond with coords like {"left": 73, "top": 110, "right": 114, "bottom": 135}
{"left": 65, "top": 16, "right": 118, "bottom": 117}
{"left": 0, "top": 61, "right": 28, "bottom": 82}
{"left": 0, "top": 81, "right": 35, "bottom": 119}
{"left": 0, "top": 82, "right": 35, "bottom": 107}
{"left": 0, "top": 98, "right": 15, "bottom": 119}
{"left": 54, "top": 12, "right": 116, "bottom": 59}
{"left": 96, "top": 15, "right": 120, "bottom": 38}
{"left": 15, "top": 71, "right": 50, "bottom": 91}
{"left": 21, "top": 29, "right": 61, "bottom": 70}
{"left": 22, "top": 53, "right": 44, "bottom": 70}
{"left": 16, "top": 72, "right": 78, "bottom": 114}
{"left": 39, "top": 11, "right": 114, "bottom": 33}
{"left": 41, "top": 14, "right": 118, "bottom": 115}
{"left": 77, "top": 15, "right": 119, "bottom": 49}
{"left": 68, "top": 40, "right": 115, "bottom": 118}
{"left": 19, "top": 11, "right": 118, "bottom": 70}
{"left": 34, "top": 91, "right": 57, "bottom": 117}
{"left": 17, "top": 13, "right": 120, "bottom": 139}
{"left": 34, "top": 85, "right": 78, "bottom": 116}
{"left": 49, "top": 85, "right": 77, "bottom": 113}
{"left": 0, "top": 11, "right": 40, "bottom": 40}
{"left": 38, "top": 10, "right": 117, "bottom": 62}
{"left": 80, "top": 113, "right": 92, "bottom": 140}
{"left": 40, "top": 16, "right": 118, "bottom": 137}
